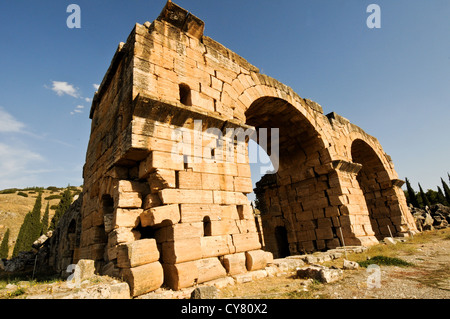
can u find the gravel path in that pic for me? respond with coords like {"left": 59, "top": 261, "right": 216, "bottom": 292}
{"left": 315, "top": 237, "right": 450, "bottom": 299}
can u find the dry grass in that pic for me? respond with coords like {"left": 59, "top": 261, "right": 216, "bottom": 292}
{"left": 0, "top": 187, "right": 82, "bottom": 258}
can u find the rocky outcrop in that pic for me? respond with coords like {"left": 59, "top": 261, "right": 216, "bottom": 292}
{"left": 411, "top": 204, "right": 450, "bottom": 231}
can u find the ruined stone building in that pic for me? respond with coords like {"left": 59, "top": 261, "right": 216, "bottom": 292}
{"left": 70, "top": 2, "right": 417, "bottom": 296}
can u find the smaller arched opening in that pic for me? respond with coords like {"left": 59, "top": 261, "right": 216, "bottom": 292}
{"left": 179, "top": 83, "right": 192, "bottom": 106}
{"left": 203, "top": 216, "right": 212, "bottom": 237}
{"left": 351, "top": 139, "right": 395, "bottom": 239}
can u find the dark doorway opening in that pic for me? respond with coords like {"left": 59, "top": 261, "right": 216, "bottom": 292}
{"left": 274, "top": 226, "right": 290, "bottom": 258}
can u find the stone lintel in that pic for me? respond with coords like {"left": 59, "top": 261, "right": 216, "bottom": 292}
{"left": 332, "top": 160, "right": 362, "bottom": 174}
{"left": 391, "top": 179, "right": 405, "bottom": 188}
{"left": 133, "top": 93, "right": 253, "bottom": 133}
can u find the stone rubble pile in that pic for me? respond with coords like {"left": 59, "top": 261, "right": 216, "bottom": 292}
{"left": 411, "top": 204, "right": 450, "bottom": 231}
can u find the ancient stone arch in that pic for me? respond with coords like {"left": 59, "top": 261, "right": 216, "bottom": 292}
{"left": 78, "top": 1, "right": 417, "bottom": 296}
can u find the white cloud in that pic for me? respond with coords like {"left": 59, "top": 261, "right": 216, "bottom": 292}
{"left": 85, "top": 97, "right": 92, "bottom": 103}
{"left": 0, "top": 142, "right": 45, "bottom": 189}
{"left": 0, "top": 107, "right": 26, "bottom": 133}
{"left": 51, "top": 81, "right": 80, "bottom": 98}
{"left": 70, "top": 105, "right": 85, "bottom": 115}
{"left": 93, "top": 83, "right": 100, "bottom": 90}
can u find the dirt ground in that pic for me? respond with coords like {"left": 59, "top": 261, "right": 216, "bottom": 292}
{"left": 217, "top": 228, "right": 450, "bottom": 299}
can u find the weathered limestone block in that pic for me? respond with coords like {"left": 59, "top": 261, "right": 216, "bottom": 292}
{"left": 143, "top": 193, "right": 162, "bottom": 209}
{"left": 108, "top": 227, "right": 141, "bottom": 246}
{"left": 116, "top": 180, "right": 150, "bottom": 194}
{"left": 155, "top": 222, "right": 203, "bottom": 242}
{"left": 116, "top": 192, "right": 142, "bottom": 209}
{"left": 162, "top": 237, "right": 202, "bottom": 264}
{"left": 237, "top": 204, "right": 255, "bottom": 220}
{"left": 234, "top": 177, "right": 253, "bottom": 194}
{"left": 117, "top": 239, "right": 160, "bottom": 268}
{"left": 201, "top": 235, "right": 235, "bottom": 258}
{"left": 315, "top": 227, "right": 334, "bottom": 240}
{"left": 232, "top": 232, "right": 262, "bottom": 253}
{"left": 178, "top": 171, "right": 202, "bottom": 190}
{"left": 159, "top": 189, "right": 214, "bottom": 204}
{"left": 209, "top": 219, "right": 240, "bottom": 236}
{"left": 202, "top": 173, "right": 234, "bottom": 191}
{"left": 196, "top": 257, "right": 227, "bottom": 284}
{"left": 245, "top": 250, "right": 273, "bottom": 272}
{"left": 221, "top": 253, "right": 247, "bottom": 275}
{"left": 120, "top": 261, "right": 164, "bottom": 297}
{"left": 139, "top": 151, "right": 184, "bottom": 178}
{"left": 140, "top": 204, "right": 181, "bottom": 227}
{"left": 163, "top": 261, "right": 198, "bottom": 291}
{"left": 179, "top": 204, "right": 240, "bottom": 223}
{"left": 148, "top": 169, "right": 176, "bottom": 193}
{"left": 113, "top": 208, "right": 142, "bottom": 228}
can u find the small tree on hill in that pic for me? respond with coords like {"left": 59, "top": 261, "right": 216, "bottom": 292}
{"left": 49, "top": 187, "right": 73, "bottom": 231}
{"left": 0, "top": 228, "right": 10, "bottom": 259}
{"left": 405, "top": 178, "right": 419, "bottom": 207}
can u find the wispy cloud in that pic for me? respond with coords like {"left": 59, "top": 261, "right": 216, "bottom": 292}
{"left": 0, "top": 142, "right": 45, "bottom": 189}
{"left": 93, "top": 83, "right": 100, "bottom": 90}
{"left": 70, "top": 104, "right": 85, "bottom": 115}
{"left": 0, "top": 107, "right": 26, "bottom": 133}
{"left": 50, "top": 81, "right": 80, "bottom": 98}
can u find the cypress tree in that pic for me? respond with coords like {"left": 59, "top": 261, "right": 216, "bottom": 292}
{"left": 30, "top": 191, "right": 42, "bottom": 241}
{"left": 41, "top": 201, "right": 50, "bottom": 235}
{"left": 13, "top": 212, "right": 32, "bottom": 257}
{"left": 0, "top": 228, "right": 10, "bottom": 259}
{"left": 405, "top": 178, "right": 419, "bottom": 208}
{"left": 418, "top": 183, "right": 431, "bottom": 208}
{"left": 12, "top": 192, "right": 43, "bottom": 256}
{"left": 442, "top": 178, "right": 450, "bottom": 204}
{"left": 49, "top": 187, "right": 73, "bottom": 231}
{"left": 437, "top": 187, "right": 448, "bottom": 206}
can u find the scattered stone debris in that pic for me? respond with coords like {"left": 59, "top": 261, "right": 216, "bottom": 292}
{"left": 296, "top": 265, "right": 343, "bottom": 284}
{"left": 191, "top": 286, "right": 218, "bottom": 299}
{"left": 411, "top": 204, "right": 450, "bottom": 231}
{"left": 343, "top": 259, "right": 359, "bottom": 270}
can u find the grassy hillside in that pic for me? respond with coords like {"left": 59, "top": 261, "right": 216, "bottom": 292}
{"left": 0, "top": 186, "right": 82, "bottom": 259}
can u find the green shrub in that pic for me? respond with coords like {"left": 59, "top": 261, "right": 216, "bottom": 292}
{"left": 46, "top": 186, "right": 61, "bottom": 192}
{"left": 17, "top": 192, "right": 28, "bottom": 197}
{"left": 0, "top": 189, "right": 18, "bottom": 194}
{"left": 44, "top": 195, "right": 62, "bottom": 200}
{"left": 358, "top": 255, "right": 414, "bottom": 268}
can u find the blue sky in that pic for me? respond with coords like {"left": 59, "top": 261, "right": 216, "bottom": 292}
{"left": 0, "top": 1, "right": 449, "bottom": 195}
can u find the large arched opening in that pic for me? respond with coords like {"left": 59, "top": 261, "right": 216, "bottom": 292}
{"left": 351, "top": 139, "right": 395, "bottom": 239}
{"left": 246, "top": 97, "right": 341, "bottom": 256}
